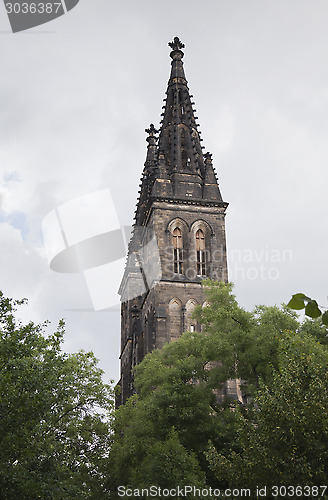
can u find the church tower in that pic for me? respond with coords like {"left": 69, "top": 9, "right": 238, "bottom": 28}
{"left": 117, "top": 37, "right": 228, "bottom": 405}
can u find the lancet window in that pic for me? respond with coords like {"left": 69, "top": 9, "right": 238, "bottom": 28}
{"left": 196, "top": 229, "right": 206, "bottom": 276}
{"left": 173, "top": 227, "right": 183, "bottom": 274}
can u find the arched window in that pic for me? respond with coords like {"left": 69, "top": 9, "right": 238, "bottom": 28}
{"left": 173, "top": 227, "right": 183, "bottom": 274}
{"left": 196, "top": 229, "right": 206, "bottom": 276}
{"left": 169, "top": 298, "right": 182, "bottom": 341}
{"left": 185, "top": 299, "right": 198, "bottom": 332}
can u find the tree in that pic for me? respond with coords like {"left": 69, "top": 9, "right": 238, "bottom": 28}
{"left": 208, "top": 330, "right": 328, "bottom": 489}
{"left": 0, "top": 292, "right": 113, "bottom": 499}
{"left": 108, "top": 281, "right": 328, "bottom": 493}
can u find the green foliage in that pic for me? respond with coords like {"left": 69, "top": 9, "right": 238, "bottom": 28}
{"left": 211, "top": 330, "right": 328, "bottom": 488}
{"left": 109, "top": 281, "right": 328, "bottom": 492}
{"left": 299, "top": 317, "right": 328, "bottom": 346}
{"left": 193, "top": 281, "right": 300, "bottom": 394}
{"left": 288, "top": 293, "right": 328, "bottom": 324}
{"left": 0, "top": 292, "right": 113, "bottom": 499}
{"left": 108, "top": 397, "right": 206, "bottom": 494}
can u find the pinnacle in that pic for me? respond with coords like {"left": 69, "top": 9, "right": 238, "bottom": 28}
{"left": 168, "top": 36, "right": 185, "bottom": 56}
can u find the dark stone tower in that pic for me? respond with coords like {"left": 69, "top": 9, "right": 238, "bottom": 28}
{"left": 117, "top": 38, "right": 229, "bottom": 405}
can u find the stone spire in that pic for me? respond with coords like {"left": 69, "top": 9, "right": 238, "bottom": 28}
{"left": 134, "top": 37, "right": 227, "bottom": 226}
{"left": 144, "top": 123, "right": 158, "bottom": 167}
{"left": 134, "top": 124, "right": 158, "bottom": 226}
{"left": 157, "top": 36, "right": 205, "bottom": 180}
{"left": 203, "top": 152, "right": 223, "bottom": 201}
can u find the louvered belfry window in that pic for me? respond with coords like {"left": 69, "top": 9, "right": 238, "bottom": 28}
{"left": 196, "top": 229, "right": 206, "bottom": 276}
{"left": 173, "top": 227, "right": 183, "bottom": 274}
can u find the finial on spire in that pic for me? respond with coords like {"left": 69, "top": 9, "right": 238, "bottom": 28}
{"left": 168, "top": 37, "right": 185, "bottom": 60}
{"left": 145, "top": 123, "right": 159, "bottom": 137}
{"left": 204, "top": 152, "right": 213, "bottom": 162}
{"left": 169, "top": 36, "right": 185, "bottom": 52}
{"left": 145, "top": 124, "right": 158, "bottom": 148}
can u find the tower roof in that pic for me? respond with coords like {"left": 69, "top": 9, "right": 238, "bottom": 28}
{"left": 158, "top": 36, "right": 205, "bottom": 177}
{"left": 134, "top": 37, "right": 228, "bottom": 226}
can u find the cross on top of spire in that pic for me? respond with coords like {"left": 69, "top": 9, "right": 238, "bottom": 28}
{"left": 168, "top": 37, "right": 185, "bottom": 54}
{"left": 145, "top": 123, "right": 159, "bottom": 137}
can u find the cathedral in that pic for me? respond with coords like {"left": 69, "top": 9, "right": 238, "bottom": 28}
{"left": 117, "top": 37, "right": 229, "bottom": 406}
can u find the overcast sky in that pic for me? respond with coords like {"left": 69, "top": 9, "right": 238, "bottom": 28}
{"left": 0, "top": 0, "right": 327, "bottom": 383}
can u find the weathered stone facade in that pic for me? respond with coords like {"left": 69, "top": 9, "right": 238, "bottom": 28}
{"left": 117, "top": 38, "right": 231, "bottom": 406}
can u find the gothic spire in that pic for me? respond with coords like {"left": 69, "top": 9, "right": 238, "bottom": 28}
{"left": 168, "top": 36, "right": 187, "bottom": 81}
{"left": 157, "top": 37, "right": 205, "bottom": 179}
{"left": 134, "top": 38, "right": 227, "bottom": 227}
{"left": 144, "top": 123, "right": 158, "bottom": 166}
